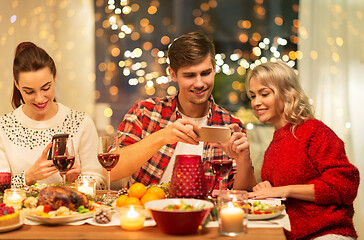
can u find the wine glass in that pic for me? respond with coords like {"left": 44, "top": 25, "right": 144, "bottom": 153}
{"left": 97, "top": 136, "right": 120, "bottom": 197}
{"left": 209, "top": 159, "right": 233, "bottom": 195}
{"left": 51, "top": 137, "right": 75, "bottom": 185}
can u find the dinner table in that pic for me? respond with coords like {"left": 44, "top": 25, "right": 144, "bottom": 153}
{"left": 0, "top": 224, "right": 286, "bottom": 239}
{"left": 0, "top": 190, "right": 288, "bottom": 239}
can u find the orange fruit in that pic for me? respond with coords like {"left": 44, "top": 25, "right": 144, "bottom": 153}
{"left": 141, "top": 192, "right": 159, "bottom": 206}
{"left": 125, "top": 196, "right": 142, "bottom": 206}
{"left": 146, "top": 186, "right": 165, "bottom": 199}
{"left": 116, "top": 195, "right": 129, "bottom": 207}
{"left": 128, "top": 182, "right": 147, "bottom": 199}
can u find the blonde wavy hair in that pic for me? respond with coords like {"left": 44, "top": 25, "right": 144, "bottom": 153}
{"left": 245, "top": 61, "right": 314, "bottom": 131}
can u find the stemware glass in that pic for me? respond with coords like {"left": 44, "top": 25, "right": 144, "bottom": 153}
{"left": 209, "top": 159, "right": 233, "bottom": 195}
{"left": 97, "top": 136, "right": 120, "bottom": 197}
{"left": 51, "top": 137, "right": 75, "bottom": 185}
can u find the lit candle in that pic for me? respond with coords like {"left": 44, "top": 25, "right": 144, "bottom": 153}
{"left": 76, "top": 177, "right": 96, "bottom": 196}
{"left": 219, "top": 202, "right": 244, "bottom": 233}
{"left": 120, "top": 205, "right": 145, "bottom": 231}
{"left": 3, "top": 189, "right": 26, "bottom": 210}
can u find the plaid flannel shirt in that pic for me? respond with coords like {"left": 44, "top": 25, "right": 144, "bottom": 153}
{"left": 117, "top": 93, "right": 246, "bottom": 189}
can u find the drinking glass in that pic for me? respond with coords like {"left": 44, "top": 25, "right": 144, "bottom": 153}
{"left": 209, "top": 159, "right": 233, "bottom": 195}
{"left": 97, "top": 136, "right": 120, "bottom": 197}
{"left": 51, "top": 137, "right": 75, "bottom": 185}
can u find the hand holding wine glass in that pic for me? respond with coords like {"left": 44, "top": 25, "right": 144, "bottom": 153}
{"left": 51, "top": 137, "right": 75, "bottom": 185}
{"left": 97, "top": 136, "right": 120, "bottom": 197}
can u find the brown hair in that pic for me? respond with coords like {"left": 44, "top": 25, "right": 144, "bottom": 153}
{"left": 246, "top": 61, "right": 314, "bottom": 130}
{"left": 12, "top": 42, "right": 57, "bottom": 109}
{"left": 167, "top": 31, "right": 216, "bottom": 73}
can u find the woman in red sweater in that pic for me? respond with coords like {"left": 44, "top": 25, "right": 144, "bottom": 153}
{"left": 245, "top": 61, "right": 360, "bottom": 240}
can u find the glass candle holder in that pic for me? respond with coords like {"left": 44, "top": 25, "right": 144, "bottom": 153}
{"left": 76, "top": 177, "right": 96, "bottom": 196}
{"left": 3, "top": 188, "right": 26, "bottom": 209}
{"left": 217, "top": 190, "right": 248, "bottom": 236}
{"left": 0, "top": 172, "right": 11, "bottom": 194}
{"left": 120, "top": 205, "right": 145, "bottom": 231}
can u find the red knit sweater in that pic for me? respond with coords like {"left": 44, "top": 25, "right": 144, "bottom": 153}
{"left": 262, "top": 119, "right": 360, "bottom": 240}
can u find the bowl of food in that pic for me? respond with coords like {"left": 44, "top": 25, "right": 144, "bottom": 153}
{"left": 144, "top": 198, "right": 213, "bottom": 235}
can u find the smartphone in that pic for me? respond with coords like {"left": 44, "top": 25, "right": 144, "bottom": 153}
{"left": 48, "top": 133, "right": 69, "bottom": 160}
{"left": 193, "top": 126, "right": 231, "bottom": 143}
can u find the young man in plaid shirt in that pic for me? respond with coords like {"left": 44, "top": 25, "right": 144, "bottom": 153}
{"left": 110, "top": 31, "right": 256, "bottom": 191}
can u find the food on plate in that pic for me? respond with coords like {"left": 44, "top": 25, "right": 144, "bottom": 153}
{"left": 21, "top": 186, "right": 97, "bottom": 218}
{"left": 94, "top": 208, "right": 112, "bottom": 224}
{"left": 37, "top": 186, "right": 88, "bottom": 211}
{"left": 0, "top": 204, "right": 19, "bottom": 227}
{"left": 247, "top": 201, "right": 285, "bottom": 215}
{"left": 162, "top": 201, "right": 204, "bottom": 211}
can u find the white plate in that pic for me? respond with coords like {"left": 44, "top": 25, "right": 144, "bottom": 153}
{"left": 248, "top": 211, "right": 282, "bottom": 220}
{"left": 0, "top": 219, "right": 24, "bottom": 232}
{"left": 20, "top": 211, "right": 94, "bottom": 225}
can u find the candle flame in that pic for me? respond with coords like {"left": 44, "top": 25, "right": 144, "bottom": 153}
{"left": 227, "top": 202, "right": 235, "bottom": 209}
{"left": 127, "top": 206, "right": 140, "bottom": 218}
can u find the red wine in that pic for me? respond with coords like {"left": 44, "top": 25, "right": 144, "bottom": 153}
{"left": 211, "top": 160, "right": 232, "bottom": 180}
{"left": 97, "top": 153, "right": 119, "bottom": 171}
{"left": 53, "top": 156, "right": 75, "bottom": 174}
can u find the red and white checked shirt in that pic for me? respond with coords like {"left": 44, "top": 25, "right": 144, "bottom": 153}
{"left": 117, "top": 93, "right": 246, "bottom": 189}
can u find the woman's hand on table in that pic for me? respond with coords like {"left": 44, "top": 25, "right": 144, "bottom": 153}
{"left": 65, "top": 161, "right": 81, "bottom": 183}
{"left": 25, "top": 142, "right": 58, "bottom": 185}
{"left": 249, "top": 181, "right": 287, "bottom": 199}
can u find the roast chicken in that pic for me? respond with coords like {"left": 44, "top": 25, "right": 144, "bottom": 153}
{"left": 37, "top": 186, "right": 89, "bottom": 211}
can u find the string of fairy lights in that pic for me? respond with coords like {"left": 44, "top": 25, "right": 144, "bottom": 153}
{"left": 94, "top": 0, "right": 299, "bottom": 132}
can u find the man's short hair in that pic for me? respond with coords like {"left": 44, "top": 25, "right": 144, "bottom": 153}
{"left": 167, "top": 31, "right": 216, "bottom": 73}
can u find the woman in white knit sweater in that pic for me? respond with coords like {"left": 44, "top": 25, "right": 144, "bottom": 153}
{"left": 0, "top": 42, "right": 105, "bottom": 188}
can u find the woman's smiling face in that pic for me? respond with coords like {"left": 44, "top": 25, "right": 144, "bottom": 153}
{"left": 16, "top": 67, "right": 57, "bottom": 120}
{"left": 249, "top": 77, "right": 286, "bottom": 129}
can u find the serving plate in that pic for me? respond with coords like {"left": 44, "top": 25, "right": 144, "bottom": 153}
{"left": 248, "top": 211, "right": 282, "bottom": 220}
{"left": 20, "top": 211, "right": 94, "bottom": 225}
{"left": 0, "top": 219, "right": 24, "bottom": 232}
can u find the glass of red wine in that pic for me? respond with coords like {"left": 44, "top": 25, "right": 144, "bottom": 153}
{"left": 51, "top": 137, "right": 75, "bottom": 185}
{"left": 209, "top": 159, "right": 233, "bottom": 195}
{"left": 97, "top": 136, "right": 120, "bottom": 197}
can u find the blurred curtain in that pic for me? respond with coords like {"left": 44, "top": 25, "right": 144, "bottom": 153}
{"left": 0, "top": 0, "right": 95, "bottom": 117}
{"left": 298, "top": 0, "right": 364, "bottom": 237}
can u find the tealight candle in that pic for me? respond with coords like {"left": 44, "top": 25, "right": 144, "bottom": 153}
{"left": 220, "top": 202, "right": 244, "bottom": 232}
{"left": 120, "top": 205, "right": 145, "bottom": 231}
{"left": 3, "top": 188, "right": 26, "bottom": 209}
{"left": 76, "top": 177, "right": 96, "bottom": 196}
{"left": 218, "top": 190, "right": 248, "bottom": 236}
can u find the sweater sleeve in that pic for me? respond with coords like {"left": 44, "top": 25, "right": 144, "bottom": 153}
{"left": 77, "top": 115, "right": 106, "bottom": 189}
{"left": 0, "top": 136, "right": 11, "bottom": 172}
{"left": 307, "top": 125, "right": 360, "bottom": 205}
